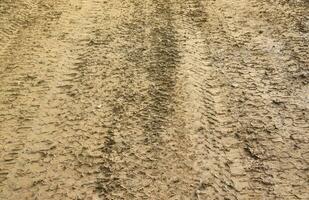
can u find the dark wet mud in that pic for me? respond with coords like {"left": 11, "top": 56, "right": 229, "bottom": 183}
{"left": 0, "top": 0, "right": 308, "bottom": 199}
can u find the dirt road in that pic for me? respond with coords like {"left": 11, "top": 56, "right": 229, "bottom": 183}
{"left": 0, "top": 0, "right": 308, "bottom": 199}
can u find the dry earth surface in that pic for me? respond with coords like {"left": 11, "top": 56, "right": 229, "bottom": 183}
{"left": 0, "top": 0, "right": 308, "bottom": 199}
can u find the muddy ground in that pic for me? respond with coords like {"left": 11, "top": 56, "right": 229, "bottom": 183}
{"left": 0, "top": 0, "right": 308, "bottom": 199}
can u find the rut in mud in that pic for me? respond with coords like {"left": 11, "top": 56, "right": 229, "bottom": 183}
{"left": 0, "top": 0, "right": 308, "bottom": 199}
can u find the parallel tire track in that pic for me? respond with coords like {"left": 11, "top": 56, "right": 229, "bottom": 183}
{"left": 0, "top": 0, "right": 308, "bottom": 199}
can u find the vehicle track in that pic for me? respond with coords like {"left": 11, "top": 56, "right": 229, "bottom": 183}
{"left": 0, "top": 0, "right": 308, "bottom": 199}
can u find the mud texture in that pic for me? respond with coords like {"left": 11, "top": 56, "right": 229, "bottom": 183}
{"left": 0, "top": 0, "right": 308, "bottom": 199}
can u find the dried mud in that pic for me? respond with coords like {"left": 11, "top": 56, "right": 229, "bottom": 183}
{"left": 0, "top": 0, "right": 308, "bottom": 199}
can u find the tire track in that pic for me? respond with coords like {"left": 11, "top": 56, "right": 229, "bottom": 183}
{"left": 194, "top": 0, "right": 309, "bottom": 199}
{"left": 0, "top": 1, "right": 65, "bottom": 197}
{"left": 0, "top": 1, "right": 94, "bottom": 199}
{"left": 173, "top": 1, "right": 249, "bottom": 199}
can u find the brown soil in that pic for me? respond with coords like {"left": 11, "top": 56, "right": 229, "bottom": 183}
{"left": 0, "top": 0, "right": 308, "bottom": 199}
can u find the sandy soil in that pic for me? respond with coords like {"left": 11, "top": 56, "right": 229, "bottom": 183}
{"left": 0, "top": 0, "right": 308, "bottom": 199}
